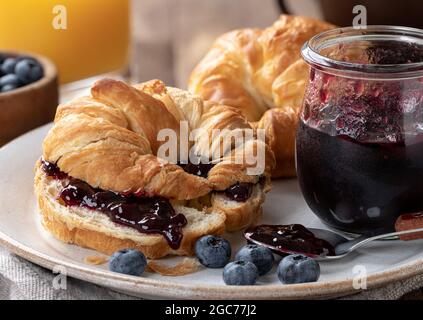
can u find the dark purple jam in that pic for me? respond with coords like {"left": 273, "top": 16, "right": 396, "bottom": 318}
{"left": 296, "top": 121, "right": 423, "bottom": 234}
{"left": 177, "top": 161, "right": 214, "bottom": 178}
{"left": 245, "top": 224, "right": 335, "bottom": 257}
{"left": 177, "top": 160, "right": 254, "bottom": 202}
{"left": 41, "top": 159, "right": 68, "bottom": 180}
{"left": 299, "top": 46, "right": 423, "bottom": 234}
{"left": 367, "top": 42, "right": 423, "bottom": 65}
{"left": 224, "top": 183, "right": 253, "bottom": 202}
{"left": 41, "top": 160, "right": 187, "bottom": 249}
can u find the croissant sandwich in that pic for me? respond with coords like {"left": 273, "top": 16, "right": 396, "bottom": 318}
{"left": 35, "top": 79, "right": 275, "bottom": 259}
{"left": 189, "top": 15, "right": 335, "bottom": 178}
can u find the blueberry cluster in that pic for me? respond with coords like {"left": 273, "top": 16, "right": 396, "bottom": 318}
{"left": 195, "top": 235, "right": 320, "bottom": 286}
{"left": 0, "top": 54, "right": 44, "bottom": 93}
{"left": 107, "top": 236, "right": 321, "bottom": 285}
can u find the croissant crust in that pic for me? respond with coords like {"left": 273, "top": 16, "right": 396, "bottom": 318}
{"left": 42, "top": 79, "right": 275, "bottom": 201}
{"left": 189, "top": 15, "right": 335, "bottom": 178}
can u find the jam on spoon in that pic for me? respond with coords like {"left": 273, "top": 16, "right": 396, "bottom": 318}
{"left": 244, "top": 224, "right": 336, "bottom": 257}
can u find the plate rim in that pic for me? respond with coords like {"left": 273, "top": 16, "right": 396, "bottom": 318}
{"left": 1, "top": 125, "right": 423, "bottom": 299}
{"left": 1, "top": 211, "right": 423, "bottom": 300}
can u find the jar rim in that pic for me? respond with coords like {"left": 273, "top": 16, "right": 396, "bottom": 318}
{"left": 302, "top": 25, "right": 423, "bottom": 80}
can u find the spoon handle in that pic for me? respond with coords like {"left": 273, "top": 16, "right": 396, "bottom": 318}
{"left": 336, "top": 227, "right": 423, "bottom": 256}
{"left": 335, "top": 233, "right": 375, "bottom": 256}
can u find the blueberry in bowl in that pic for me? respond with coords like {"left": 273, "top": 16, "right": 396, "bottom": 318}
{"left": 0, "top": 51, "right": 58, "bottom": 146}
{"left": 0, "top": 74, "right": 19, "bottom": 93}
{"left": 0, "top": 56, "right": 44, "bottom": 91}
{"left": 195, "top": 235, "right": 231, "bottom": 268}
{"left": 15, "top": 58, "right": 44, "bottom": 85}
{"left": 0, "top": 57, "right": 18, "bottom": 76}
{"left": 235, "top": 244, "right": 274, "bottom": 276}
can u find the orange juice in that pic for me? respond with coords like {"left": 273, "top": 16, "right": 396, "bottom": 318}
{"left": 0, "top": 0, "right": 129, "bottom": 83}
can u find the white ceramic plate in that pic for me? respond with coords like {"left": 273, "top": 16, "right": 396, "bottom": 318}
{"left": 1, "top": 124, "right": 423, "bottom": 300}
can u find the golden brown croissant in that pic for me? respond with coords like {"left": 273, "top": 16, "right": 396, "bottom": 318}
{"left": 36, "top": 79, "right": 275, "bottom": 259}
{"left": 189, "top": 15, "right": 335, "bottom": 178}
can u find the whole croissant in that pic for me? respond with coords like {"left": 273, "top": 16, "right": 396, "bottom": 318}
{"left": 40, "top": 79, "right": 274, "bottom": 241}
{"left": 189, "top": 15, "right": 335, "bottom": 178}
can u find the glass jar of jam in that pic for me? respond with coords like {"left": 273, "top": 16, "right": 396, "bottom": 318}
{"left": 297, "top": 26, "right": 423, "bottom": 234}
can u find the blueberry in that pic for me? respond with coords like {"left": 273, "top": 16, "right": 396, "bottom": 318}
{"left": 223, "top": 261, "right": 258, "bottom": 285}
{"left": 0, "top": 58, "right": 17, "bottom": 74}
{"left": 277, "top": 254, "right": 320, "bottom": 284}
{"left": 0, "top": 74, "right": 19, "bottom": 88}
{"left": 235, "top": 244, "right": 274, "bottom": 276}
{"left": 109, "top": 249, "right": 147, "bottom": 276}
{"left": 195, "top": 235, "right": 231, "bottom": 268}
{"left": 15, "top": 58, "right": 44, "bottom": 85}
{"left": 1, "top": 84, "right": 18, "bottom": 93}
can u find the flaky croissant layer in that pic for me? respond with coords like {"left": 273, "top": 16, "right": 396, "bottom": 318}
{"left": 189, "top": 15, "right": 335, "bottom": 178}
{"left": 43, "top": 79, "right": 275, "bottom": 200}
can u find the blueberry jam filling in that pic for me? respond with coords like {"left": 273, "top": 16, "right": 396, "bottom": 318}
{"left": 177, "top": 161, "right": 214, "bottom": 178}
{"left": 41, "top": 159, "right": 68, "bottom": 180}
{"left": 177, "top": 160, "right": 255, "bottom": 202}
{"left": 245, "top": 224, "right": 335, "bottom": 257}
{"left": 41, "top": 160, "right": 187, "bottom": 249}
{"left": 224, "top": 183, "right": 253, "bottom": 202}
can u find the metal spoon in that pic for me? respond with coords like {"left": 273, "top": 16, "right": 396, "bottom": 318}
{"left": 307, "top": 227, "right": 423, "bottom": 261}
{"left": 245, "top": 226, "right": 423, "bottom": 261}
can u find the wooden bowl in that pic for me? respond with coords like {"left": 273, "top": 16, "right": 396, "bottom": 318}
{"left": 0, "top": 51, "right": 58, "bottom": 146}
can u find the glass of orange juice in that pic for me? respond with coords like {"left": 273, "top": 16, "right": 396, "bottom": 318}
{"left": 0, "top": 0, "right": 129, "bottom": 84}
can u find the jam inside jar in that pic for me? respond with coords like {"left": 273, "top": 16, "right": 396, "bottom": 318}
{"left": 297, "top": 26, "right": 423, "bottom": 234}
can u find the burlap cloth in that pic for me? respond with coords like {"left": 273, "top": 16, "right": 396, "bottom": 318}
{"left": 1, "top": 246, "right": 422, "bottom": 300}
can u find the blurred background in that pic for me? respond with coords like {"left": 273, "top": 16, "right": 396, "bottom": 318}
{"left": 131, "top": 0, "right": 423, "bottom": 88}
{"left": 0, "top": 0, "right": 129, "bottom": 84}
{"left": 1, "top": 0, "right": 422, "bottom": 88}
